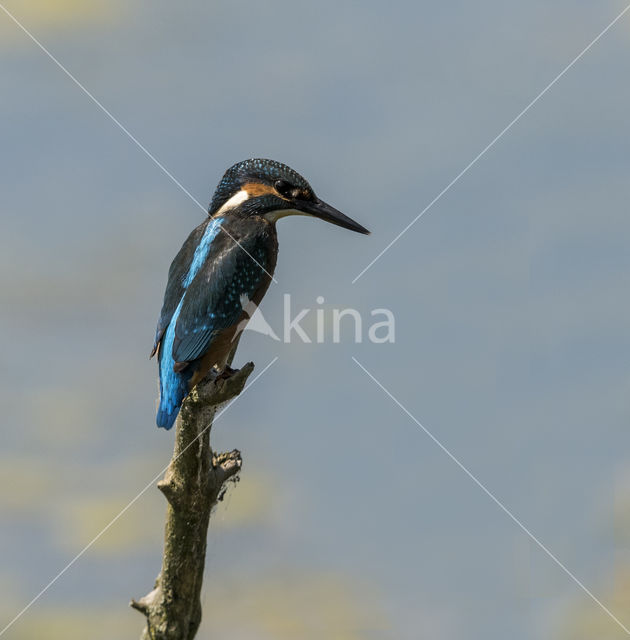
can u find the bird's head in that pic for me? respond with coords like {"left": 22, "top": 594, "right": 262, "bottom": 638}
{"left": 208, "top": 158, "right": 370, "bottom": 234}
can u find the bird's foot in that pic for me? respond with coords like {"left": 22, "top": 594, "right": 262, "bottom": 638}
{"left": 216, "top": 365, "right": 238, "bottom": 381}
{"left": 202, "top": 364, "right": 238, "bottom": 386}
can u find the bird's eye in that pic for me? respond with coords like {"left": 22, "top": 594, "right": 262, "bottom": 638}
{"left": 274, "top": 180, "right": 294, "bottom": 198}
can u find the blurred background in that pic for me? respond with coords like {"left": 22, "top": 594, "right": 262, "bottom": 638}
{"left": 1, "top": 1, "right": 630, "bottom": 638}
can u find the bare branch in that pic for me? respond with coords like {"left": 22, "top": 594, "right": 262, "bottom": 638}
{"left": 132, "top": 362, "right": 254, "bottom": 640}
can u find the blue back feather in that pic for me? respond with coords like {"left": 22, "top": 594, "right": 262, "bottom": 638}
{"left": 156, "top": 218, "right": 223, "bottom": 429}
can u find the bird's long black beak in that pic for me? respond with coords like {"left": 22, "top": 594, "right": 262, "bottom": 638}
{"left": 298, "top": 198, "right": 370, "bottom": 235}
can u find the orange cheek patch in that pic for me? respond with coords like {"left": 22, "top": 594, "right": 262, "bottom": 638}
{"left": 243, "top": 182, "right": 279, "bottom": 198}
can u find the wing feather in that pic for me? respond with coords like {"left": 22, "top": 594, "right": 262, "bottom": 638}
{"left": 151, "top": 221, "right": 207, "bottom": 357}
{"left": 172, "top": 231, "right": 271, "bottom": 365}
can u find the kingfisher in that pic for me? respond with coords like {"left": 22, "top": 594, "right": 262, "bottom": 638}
{"left": 151, "top": 158, "right": 370, "bottom": 429}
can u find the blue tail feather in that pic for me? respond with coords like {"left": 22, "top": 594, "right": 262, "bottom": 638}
{"left": 156, "top": 397, "right": 182, "bottom": 430}
{"left": 156, "top": 366, "right": 190, "bottom": 429}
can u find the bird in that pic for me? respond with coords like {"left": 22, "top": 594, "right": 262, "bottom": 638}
{"left": 151, "top": 158, "right": 370, "bottom": 429}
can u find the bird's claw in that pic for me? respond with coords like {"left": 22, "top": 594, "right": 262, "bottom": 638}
{"left": 216, "top": 365, "right": 238, "bottom": 381}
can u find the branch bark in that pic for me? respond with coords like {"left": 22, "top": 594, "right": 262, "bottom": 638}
{"left": 131, "top": 361, "right": 255, "bottom": 640}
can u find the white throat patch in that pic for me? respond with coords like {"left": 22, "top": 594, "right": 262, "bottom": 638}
{"left": 264, "top": 208, "right": 303, "bottom": 222}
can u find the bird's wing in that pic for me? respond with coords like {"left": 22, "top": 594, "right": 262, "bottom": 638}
{"left": 171, "top": 230, "right": 272, "bottom": 365}
{"left": 151, "top": 221, "right": 208, "bottom": 357}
